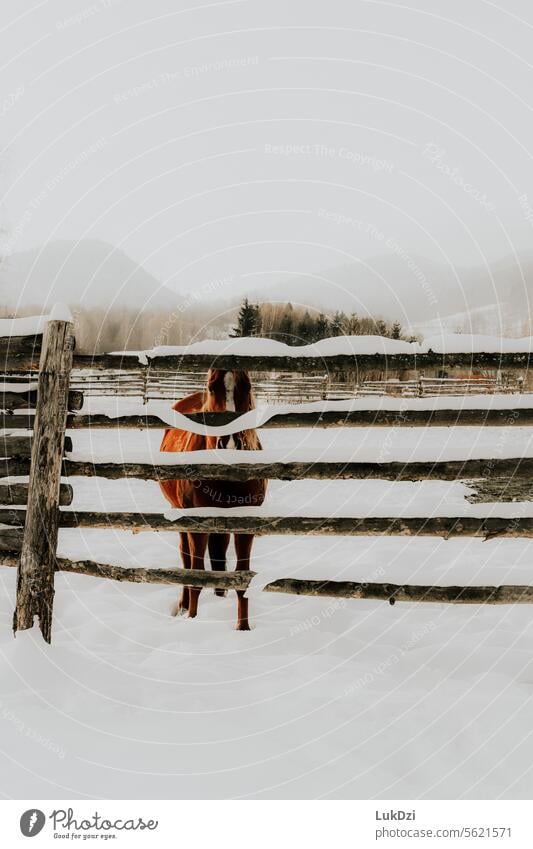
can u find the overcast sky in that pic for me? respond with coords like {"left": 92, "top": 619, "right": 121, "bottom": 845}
{"left": 2, "top": 0, "right": 533, "bottom": 312}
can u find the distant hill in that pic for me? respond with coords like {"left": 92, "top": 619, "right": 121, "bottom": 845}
{"left": 0, "top": 240, "right": 530, "bottom": 348}
{"left": 244, "top": 253, "right": 533, "bottom": 335}
{"left": 0, "top": 239, "right": 177, "bottom": 311}
{"left": 0, "top": 240, "right": 233, "bottom": 352}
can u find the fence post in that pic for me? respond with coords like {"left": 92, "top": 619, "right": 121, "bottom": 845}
{"left": 13, "top": 312, "right": 75, "bottom": 643}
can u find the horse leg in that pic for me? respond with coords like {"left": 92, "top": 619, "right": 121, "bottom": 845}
{"left": 208, "top": 533, "right": 230, "bottom": 597}
{"left": 187, "top": 532, "right": 207, "bottom": 619}
{"left": 171, "top": 532, "right": 191, "bottom": 616}
{"left": 234, "top": 533, "right": 255, "bottom": 631}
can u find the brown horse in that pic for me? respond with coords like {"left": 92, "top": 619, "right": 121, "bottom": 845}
{"left": 159, "top": 369, "right": 266, "bottom": 630}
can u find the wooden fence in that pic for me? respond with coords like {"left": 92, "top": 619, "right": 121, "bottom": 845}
{"left": 358, "top": 374, "right": 524, "bottom": 397}
{"left": 1, "top": 313, "right": 532, "bottom": 643}
{"left": 46, "top": 368, "right": 526, "bottom": 404}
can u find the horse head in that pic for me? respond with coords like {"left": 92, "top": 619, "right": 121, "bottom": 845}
{"left": 204, "top": 369, "right": 260, "bottom": 450}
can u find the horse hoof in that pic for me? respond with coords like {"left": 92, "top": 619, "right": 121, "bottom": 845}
{"left": 214, "top": 589, "right": 227, "bottom": 598}
{"left": 234, "top": 622, "right": 252, "bottom": 631}
{"left": 171, "top": 602, "right": 188, "bottom": 617}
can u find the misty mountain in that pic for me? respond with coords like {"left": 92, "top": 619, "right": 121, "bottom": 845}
{"left": 0, "top": 240, "right": 234, "bottom": 352}
{"left": 244, "top": 253, "right": 533, "bottom": 335}
{"left": 0, "top": 239, "right": 178, "bottom": 311}
{"left": 1, "top": 240, "right": 531, "bottom": 345}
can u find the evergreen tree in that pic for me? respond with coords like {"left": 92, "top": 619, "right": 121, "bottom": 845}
{"left": 297, "top": 311, "right": 314, "bottom": 343}
{"left": 314, "top": 313, "right": 330, "bottom": 340}
{"left": 347, "top": 312, "right": 360, "bottom": 335}
{"left": 278, "top": 303, "right": 294, "bottom": 343}
{"left": 231, "top": 297, "right": 261, "bottom": 337}
{"left": 331, "top": 311, "right": 347, "bottom": 336}
{"left": 391, "top": 321, "right": 402, "bottom": 340}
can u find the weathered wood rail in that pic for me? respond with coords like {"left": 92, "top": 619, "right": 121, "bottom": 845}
{"left": 1, "top": 552, "right": 532, "bottom": 604}
{"left": 1, "top": 510, "right": 530, "bottom": 538}
{"left": 1, "top": 318, "right": 532, "bottom": 643}
{"left": 63, "top": 406, "right": 533, "bottom": 429}
{"left": 0, "top": 483, "right": 73, "bottom": 506}
{"left": 61, "top": 456, "right": 533, "bottom": 482}
{"left": 2, "top": 553, "right": 533, "bottom": 605}
{"left": 4, "top": 405, "right": 533, "bottom": 431}
{"left": 4, "top": 456, "right": 530, "bottom": 483}
{"left": 72, "top": 350, "right": 532, "bottom": 372}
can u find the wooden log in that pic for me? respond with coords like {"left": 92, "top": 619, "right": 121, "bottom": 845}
{"left": 0, "top": 530, "right": 23, "bottom": 552}
{"left": 0, "top": 389, "right": 39, "bottom": 410}
{"left": 2, "top": 555, "right": 533, "bottom": 605}
{"left": 466, "top": 477, "right": 533, "bottom": 503}
{"left": 0, "top": 335, "right": 42, "bottom": 374}
{"left": 0, "top": 389, "right": 82, "bottom": 412}
{"left": 0, "top": 434, "right": 72, "bottom": 458}
{"left": 48, "top": 512, "right": 533, "bottom": 538}
{"left": 0, "top": 413, "right": 35, "bottom": 430}
{"left": 64, "top": 407, "right": 533, "bottom": 430}
{"left": 1, "top": 458, "right": 31, "bottom": 475}
{"left": 60, "top": 456, "right": 533, "bottom": 482}
{"left": 73, "top": 350, "right": 532, "bottom": 373}
{"left": 0, "top": 484, "right": 73, "bottom": 507}
{"left": 13, "top": 318, "right": 75, "bottom": 643}
{"left": 66, "top": 390, "right": 83, "bottom": 411}
{"left": 57, "top": 559, "right": 252, "bottom": 589}
{"left": 67, "top": 414, "right": 172, "bottom": 430}
{"left": 0, "top": 435, "right": 33, "bottom": 457}
{"left": 262, "top": 579, "right": 533, "bottom": 604}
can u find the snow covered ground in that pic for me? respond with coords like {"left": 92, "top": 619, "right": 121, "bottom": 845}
{"left": 1, "top": 419, "right": 533, "bottom": 799}
{"left": 111, "top": 331, "right": 533, "bottom": 361}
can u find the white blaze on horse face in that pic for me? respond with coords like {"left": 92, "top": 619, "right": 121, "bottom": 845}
{"left": 224, "top": 371, "right": 236, "bottom": 411}
{"left": 224, "top": 371, "right": 236, "bottom": 448}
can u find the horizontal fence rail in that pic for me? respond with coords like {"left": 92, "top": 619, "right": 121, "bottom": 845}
{"left": 0, "top": 456, "right": 521, "bottom": 483}
{"left": 0, "top": 483, "right": 73, "bottom": 506}
{"left": 1, "top": 554, "right": 532, "bottom": 605}
{"left": 1, "top": 388, "right": 39, "bottom": 409}
{"left": 2, "top": 406, "right": 533, "bottom": 431}
{"left": 1, "top": 435, "right": 73, "bottom": 457}
{"left": 1, "top": 510, "right": 531, "bottom": 539}
{"left": 0, "top": 457, "right": 515, "bottom": 482}
{"left": 35, "top": 456, "right": 533, "bottom": 482}
{"left": 0, "top": 529, "right": 23, "bottom": 551}
{"left": 72, "top": 351, "right": 532, "bottom": 373}
{"left": 0, "top": 390, "right": 82, "bottom": 412}
{"left": 0, "top": 335, "right": 42, "bottom": 372}
{"left": 466, "top": 477, "right": 533, "bottom": 503}
{"left": 163, "top": 406, "right": 533, "bottom": 429}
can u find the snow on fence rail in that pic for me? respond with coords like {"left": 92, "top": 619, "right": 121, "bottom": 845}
{"left": 1, "top": 313, "right": 532, "bottom": 643}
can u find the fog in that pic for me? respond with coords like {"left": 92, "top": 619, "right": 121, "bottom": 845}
{"left": 1, "top": 0, "right": 533, "bottom": 332}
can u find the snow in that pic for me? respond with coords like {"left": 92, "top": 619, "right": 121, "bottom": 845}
{"left": 0, "top": 382, "right": 38, "bottom": 393}
{"left": 1, "top": 416, "right": 532, "bottom": 799}
{"left": 0, "top": 305, "right": 72, "bottom": 338}
{"left": 79, "top": 393, "right": 533, "bottom": 438}
{"left": 48, "top": 302, "right": 73, "bottom": 323}
{"left": 109, "top": 333, "right": 533, "bottom": 362}
{"left": 67, "top": 423, "right": 533, "bottom": 467}
{"left": 2, "top": 529, "right": 533, "bottom": 799}
{"left": 0, "top": 314, "right": 48, "bottom": 337}
{"left": 421, "top": 333, "right": 533, "bottom": 354}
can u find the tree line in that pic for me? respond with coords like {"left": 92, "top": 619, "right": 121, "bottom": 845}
{"left": 1, "top": 298, "right": 408, "bottom": 353}
{"left": 231, "top": 298, "right": 406, "bottom": 343}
